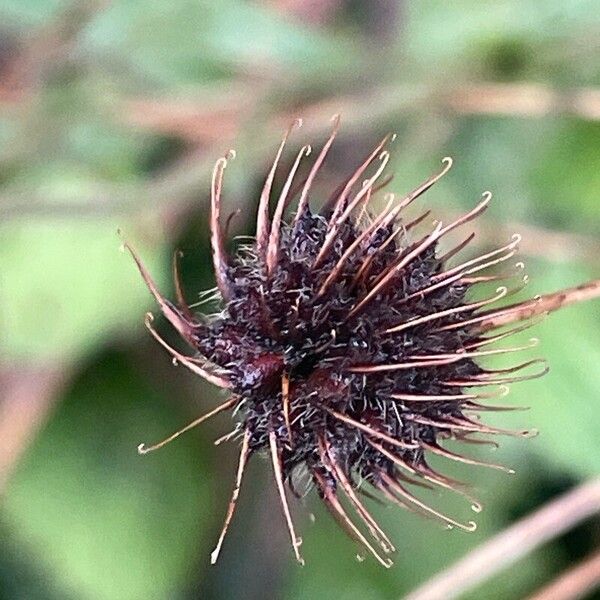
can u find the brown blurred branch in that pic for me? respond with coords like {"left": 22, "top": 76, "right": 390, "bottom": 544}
{"left": 265, "top": 0, "right": 342, "bottom": 26}
{"left": 444, "top": 83, "right": 600, "bottom": 121}
{"left": 0, "top": 1, "right": 108, "bottom": 104}
{"left": 124, "top": 99, "right": 245, "bottom": 145}
{"left": 526, "top": 549, "right": 600, "bottom": 600}
{"left": 405, "top": 479, "right": 600, "bottom": 600}
{"left": 124, "top": 82, "right": 600, "bottom": 145}
{"left": 0, "top": 362, "right": 68, "bottom": 492}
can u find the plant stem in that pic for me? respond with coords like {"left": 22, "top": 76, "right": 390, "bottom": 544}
{"left": 405, "top": 479, "right": 600, "bottom": 600}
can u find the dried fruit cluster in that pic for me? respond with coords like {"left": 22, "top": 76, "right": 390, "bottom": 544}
{"left": 128, "top": 118, "right": 553, "bottom": 567}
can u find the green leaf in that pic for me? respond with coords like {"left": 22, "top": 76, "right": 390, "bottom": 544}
{"left": 1, "top": 218, "right": 168, "bottom": 360}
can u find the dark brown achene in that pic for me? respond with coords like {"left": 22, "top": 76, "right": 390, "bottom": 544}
{"left": 127, "top": 117, "right": 558, "bottom": 568}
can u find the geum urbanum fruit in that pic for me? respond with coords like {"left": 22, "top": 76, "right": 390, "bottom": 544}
{"left": 126, "top": 117, "right": 600, "bottom": 567}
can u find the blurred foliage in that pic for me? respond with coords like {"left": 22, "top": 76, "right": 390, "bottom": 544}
{"left": 3, "top": 351, "right": 215, "bottom": 599}
{"left": 1, "top": 220, "right": 167, "bottom": 359}
{"left": 0, "top": 1, "right": 598, "bottom": 599}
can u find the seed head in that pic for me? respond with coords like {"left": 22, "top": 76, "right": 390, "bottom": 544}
{"left": 128, "top": 117, "right": 553, "bottom": 567}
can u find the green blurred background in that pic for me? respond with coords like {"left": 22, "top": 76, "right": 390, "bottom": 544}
{"left": 1, "top": 1, "right": 599, "bottom": 599}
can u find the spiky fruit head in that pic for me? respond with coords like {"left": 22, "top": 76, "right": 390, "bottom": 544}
{"left": 129, "top": 118, "right": 549, "bottom": 567}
